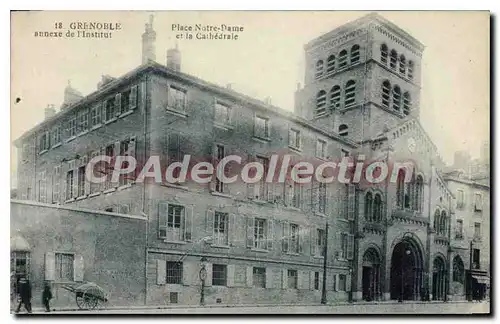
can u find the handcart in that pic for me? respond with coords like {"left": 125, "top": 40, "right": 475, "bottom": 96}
{"left": 60, "top": 282, "right": 109, "bottom": 310}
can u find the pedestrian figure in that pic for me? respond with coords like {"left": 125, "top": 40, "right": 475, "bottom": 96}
{"left": 15, "top": 276, "right": 32, "bottom": 313}
{"left": 42, "top": 282, "right": 53, "bottom": 312}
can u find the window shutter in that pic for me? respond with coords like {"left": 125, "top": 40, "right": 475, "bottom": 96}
{"left": 73, "top": 254, "right": 84, "bottom": 282}
{"left": 205, "top": 263, "right": 212, "bottom": 286}
{"left": 70, "top": 161, "right": 77, "bottom": 198}
{"left": 284, "top": 181, "right": 292, "bottom": 206}
{"left": 130, "top": 85, "right": 138, "bottom": 110}
{"left": 319, "top": 272, "right": 324, "bottom": 290}
{"left": 182, "top": 262, "right": 191, "bottom": 286}
{"left": 44, "top": 252, "right": 55, "bottom": 281}
{"left": 310, "top": 271, "right": 315, "bottom": 290}
{"left": 184, "top": 205, "right": 193, "bottom": 241}
{"left": 281, "top": 221, "right": 289, "bottom": 253}
{"left": 298, "top": 225, "right": 304, "bottom": 254}
{"left": 229, "top": 214, "right": 236, "bottom": 246}
{"left": 335, "top": 274, "right": 340, "bottom": 291}
{"left": 158, "top": 202, "right": 168, "bottom": 238}
{"left": 247, "top": 182, "right": 255, "bottom": 199}
{"left": 246, "top": 266, "right": 253, "bottom": 287}
{"left": 84, "top": 158, "right": 91, "bottom": 195}
{"left": 265, "top": 268, "right": 273, "bottom": 289}
{"left": 209, "top": 143, "right": 217, "bottom": 192}
{"left": 347, "top": 184, "right": 356, "bottom": 220}
{"left": 281, "top": 269, "right": 288, "bottom": 289}
{"left": 128, "top": 137, "right": 137, "bottom": 181}
{"left": 297, "top": 270, "right": 304, "bottom": 290}
{"left": 156, "top": 260, "right": 166, "bottom": 285}
{"left": 310, "top": 227, "right": 317, "bottom": 256}
{"left": 227, "top": 264, "right": 235, "bottom": 287}
{"left": 246, "top": 216, "right": 255, "bottom": 248}
{"left": 101, "top": 101, "right": 107, "bottom": 122}
{"left": 114, "top": 93, "right": 122, "bottom": 116}
{"left": 206, "top": 209, "right": 215, "bottom": 238}
{"left": 267, "top": 219, "right": 274, "bottom": 250}
{"left": 347, "top": 234, "right": 354, "bottom": 260}
{"left": 312, "top": 182, "right": 319, "bottom": 212}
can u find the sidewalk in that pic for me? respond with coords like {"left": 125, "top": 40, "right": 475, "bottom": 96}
{"left": 21, "top": 299, "right": 484, "bottom": 313}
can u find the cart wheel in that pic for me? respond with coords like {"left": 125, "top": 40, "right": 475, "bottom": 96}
{"left": 75, "top": 292, "right": 86, "bottom": 310}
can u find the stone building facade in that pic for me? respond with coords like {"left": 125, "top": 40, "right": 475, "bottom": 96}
{"left": 12, "top": 13, "right": 489, "bottom": 307}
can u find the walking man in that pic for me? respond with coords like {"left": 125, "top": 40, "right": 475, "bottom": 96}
{"left": 15, "top": 275, "right": 32, "bottom": 314}
{"left": 42, "top": 282, "right": 53, "bottom": 312}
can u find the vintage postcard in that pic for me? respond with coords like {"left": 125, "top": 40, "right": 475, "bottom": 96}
{"left": 10, "top": 11, "right": 490, "bottom": 315}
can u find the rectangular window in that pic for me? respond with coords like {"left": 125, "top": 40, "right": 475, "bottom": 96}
{"left": 52, "top": 166, "right": 60, "bottom": 203}
{"left": 455, "top": 219, "right": 463, "bottom": 239}
{"left": 214, "top": 212, "right": 229, "bottom": 246}
{"left": 90, "top": 151, "right": 101, "bottom": 194}
{"left": 256, "top": 157, "right": 269, "bottom": 200}
{"left": 38, "top": 170, "right": 46, "bottom": 202}
{"left": 119, "top": 139, "right": 133, "bottom": 186}
{"left": 215, "top": 144, "right": 225, "bottom": 193}
{"left": 39, "top": 132, "right": 50, "bottom": 152}
{"left": 78, "top": 108, "right": 89, "bottom": 133}
{"left": 167, "top": 204, "right": 185, "bottom": 242}
{"left": 90, "top": 104, "right": 101, "bottom": 126}
{"left": 77, "top": 166, "right": 85, "bottom": 197}
{"left": 21, "top": 143, "right": 29, "bottom": 162}
{"left": 314, "top": 272, "right": 320, "bottom": 290}
{"left": 166, "top": 261, "right": 183, "bottom": 284}
{"left": 68, "top": 116, "right": 77, "bottom": 137}
{"left": 474, "top": 193, "right": 482, "bottom": 211}
{"left": 291, "top": 181, "right": 302, "bottom": 208}
{"left": 105, "top": 98, "right": 115, "bottom": 121}
{"left": 287, "top": 269, "right": 298, "bottom": 289}
{"left": 456, "top": 189, "right": 464, "bottom": 208}
{"left": 254, "top": 116, "right": 270, "bottom": 139}
{"left": 340, "top": 233, "right": 348, "bottom": 259}
{"left": 12, "top": 251, "right": 30, "bottom": 278}
{"left": 52, "top": 126, "right": 61, "bottom": 145}
{"left": 215, "top": 102, "right": 231, "bottom": 125}
{"left": 253, "top": 267, "right": 266, "bottom": 288}
{"left": 289, "top": 128, "right": 301, "bottom": 149}
{"left": 316, "top": 139, "right": 327, "bottom": 159}
{"left": 254, "top": 218, "right": 267, "bottom": 250}
{"left": 289, "top": 223, "right": 299, "bottom": 254}
{"left": 474, "top": 222, "right": 481, "bottom": 239}
{"left": 55, "top": 253, "right": 74, "bottom": 281}
{"left": 317, "top": 229, "right": 326, "bottom": 257}
{"left": 212, "top": 264, "right": 227, "bottom": 286}
{"left": 338, "top": 274, "right": 347, "bottom": 291}
{"left": 168, "top": 86, "right": 186, "bottom": 111}
{"left": 121, "top": 89, "right": 131, "bottom": 114}
{"left": 66, "top": 170, "right": 74, "bottom": 200}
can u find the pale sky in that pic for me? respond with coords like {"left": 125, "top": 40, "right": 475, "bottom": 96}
{"left": 10, "top": 11, "right": 490, "bottom": 187}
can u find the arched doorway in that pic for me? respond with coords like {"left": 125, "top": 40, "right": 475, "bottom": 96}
{"left": 432, "top": 256, "right": 447, "bottom": 300}
{"left": 362, "top": 247, "right": 381, "bottom": 301}
{"left": 390, "top": 237, "right": 424, "bottom": 300}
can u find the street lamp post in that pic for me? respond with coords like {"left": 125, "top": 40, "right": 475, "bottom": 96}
{"left": 320, "top": 221, "right": 329, "bottom": 305}
{"left": 348, "top": 267, "right": 353, "bottom": 303}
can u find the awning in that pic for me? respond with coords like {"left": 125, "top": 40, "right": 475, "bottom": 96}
{"left": 10, "top": 235, "right": 31, "bottom": 251}
{"left": 472, "top": 274, "right": 490, "bottom": 285}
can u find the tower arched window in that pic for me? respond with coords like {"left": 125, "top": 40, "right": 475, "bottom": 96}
{"left": 440, "top": 211, "right": 447, "bottom": 236}
{"left": 326, "top": 55, "right": 336, "bottom": 74}
{"left": 382, "top": 80, "right": 391, "bottom": 108}
{"left": 392, "top": 85, "right": 401, "bottom": 111}
{"left": 416, "top": 175, "right": 423, "bottom": 212}
{"left": 316, "top": 90, "right": 327, "bottom": 116}
{"left": 365, "top": 192, "right": 373, "bottom": 222}
{"left": 408, "top": 60, "right": 414, "bottom": 79}
{"left": 399, "top": 55, "right": 406, "bottom": 74}
{"left": 339, "top": 124, "right": 348, "bottom": 137}
{"left": 339, "top": 50, "right": 348, "bottom": 69}
{"left": 403, "top": 92, "right": 411, "bottom": 115}
{"left": 351, "top": 45, "right": 360, "bottom": 64}
{"left": 396, "top": 169, "right": 405, "bottom": 208}
{"left": 434, "top": 210, "right": 441, "bottom": 233}
{"left": 344, "top": 80, "right": 356, "bottom": 107}
{"left": 390, "top": 50, "right": 398, "bottom": 70}
{"left": 315, "top": 60, "right": 324, "bottom": 79}
{"left": 374, "top": 194, "right": 382, "bottom": 222}
{"left": 329, "top": 85, "right": 341, "bottom": 109}
{"left": 380, "top": 44, "right": 388, "bottom": 64}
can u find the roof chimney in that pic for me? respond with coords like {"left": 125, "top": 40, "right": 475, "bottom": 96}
{"left": 166, "top": 43, "right": 181, "bottom": 72}
{"left": 226, "top": 83, "right": 232, "bottom": 90}
{"left": 44, "top": 104, "right": 56, "bottom": 119}
{"left": 142, "top": 15, "right": 157, "bottom": 64}
{"left": 264, "top": 97, "right": 272, "bottom": 105}
{"left": 61, "top": 80, "right": 83, "bottom": 110}
{"left": 97, "top": 75, "right": 116, "bottom": 89}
